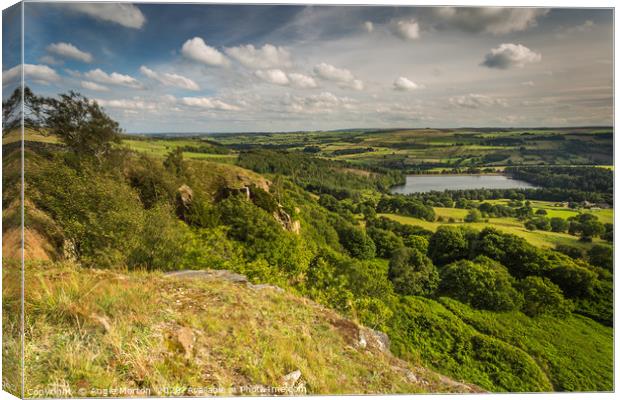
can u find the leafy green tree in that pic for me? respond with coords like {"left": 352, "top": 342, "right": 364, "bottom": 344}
{"left": 546, "top": 264, "right": 596, "bottom": 298}
{"left": 439, "top": 257, "right": 522, "bottom": 311}
{"left": 336, "top": 224, "right": 376, "bottom": 259}
{"left": 568, "top": 213, "right": 604, "bottom": 241}
{"left": 587, "top": 245, "right": 613, "bottom": 272}
{"left": 367, "top": 227, "right": 404, "bottom": 258}
{"left": 404, "top": 235, "right": 429, "bottom": 254}
{"left": 428, "top": 226, "right": 470, "bottom": 266}
{"left": 44, "top": 91, "right": 122, "bottom": 159}
{"left": 518, "top": 276, "right": 573, "bottom": 317}
{"left": 464, "top": 209, "right": 482, "bottom": 223}
{"left": 388, "top": 247, "right": 439, "bottom": 296}
{"left": 550, "top": 217, "right": 569, "bottom": 233}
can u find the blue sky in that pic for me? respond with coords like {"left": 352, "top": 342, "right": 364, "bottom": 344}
{"left": 2, "top": 3, "right": 613, "bottom": 133}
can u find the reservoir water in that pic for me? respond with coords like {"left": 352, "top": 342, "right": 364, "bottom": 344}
{"left": 390, "top": 174, "right": 537, "bottom": 194}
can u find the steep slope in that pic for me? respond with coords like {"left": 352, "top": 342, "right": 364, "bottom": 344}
{"left": 19, "top": 262, "right": 482, "bottom": 396}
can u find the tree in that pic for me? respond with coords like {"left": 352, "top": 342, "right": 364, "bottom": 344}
{"left": 568, "top": 213, "right": 604, "bottom": 241}
{"left": 464, "top": 209, "right": 482, "bottom": 223}
{"left": 518, "top": 276, "right": 572, "bottom": 317}
{"left": 336, "top": 224, "right": 376, "bottom": 259}
{"left": 43, "top": 91, "right": 122, "bottom": 159}
{"left": 368, "top": 227, "right": 404, "bottom": 258}
{"left": 2, "top": 86, "right": 45, "bottom": 134}
{"left": 389, "top": 247, "right": 439, "bottom": 296}
{"left": 587, "top": 245, "right": 613, "bottom": 272}
{"left": 439, "top": 257, "right": 522, "bottom": 311}
{"left": 428, "top": 226, "right": 470, "bottom": 266}
{"left": 164, "top": 147, "right": 185, "bottom": 176}
{"left": 550, "top": 217, "right": 568, "bottom": 233}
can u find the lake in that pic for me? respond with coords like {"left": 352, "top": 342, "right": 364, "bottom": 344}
{"left": 390, "top": 174, "right": 537, "bottom": 194}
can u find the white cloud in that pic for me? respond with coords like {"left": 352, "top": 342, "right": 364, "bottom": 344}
{"left": 80, "top": 81, "right": 109, "bottom": 92}
{"left": 393, "top": 77, "right": 421, "bottom": 91}
{"left": 97, "top": 98, "right": 159, "bottom": 111}
{"left": 181, "top": 97, "right": 240, "bottom": 111}
{"left": 521, "top": 81, "right": 535, "bottom": 87}
{"left": 39, "top": 55, "right": 62, "bottom": 65}
{"left": 224, "top": 44, "right": 292, "bottom": 69}
{"left": 481, "top": 43, "right": 541, "bottom": 69}
{"left": 84, "top": 68, "right": 142, "bottom": 88}
{"left": 364, "top": 21, "right": 374, "bottom": 33}
{"left": 433, "top": 7, "right": 548, "bottom": 35}
{"left": 285, "top": 91, "right": 354, "bottom": 114}
{"left": 255, "top": 69, "right": 290, "bottom": 86}
{"left": 288, "top": 73, "right": 318, "bottom": 89}
{"left": 313, "top": 62, "right": 364, "bottom": 90}
{"left": 46, "top": 42, "right": 93, "bottom": 63}
{"left": 393, "top": 19, "right": 420, "bottom": 40}
{"left": 139, "top": 66, "right": 199, "bottom": 91}
{"left": 181, "top": 37, "right": 228, "bottom": 66}
{"left": 3, "top": 64, "right": 60, "bottom": 86}
{"left": 64, "top": 3, "right": 145, "bottom": 29}
{"left": 449, "top": 94, "right": 507, "bottom": 108}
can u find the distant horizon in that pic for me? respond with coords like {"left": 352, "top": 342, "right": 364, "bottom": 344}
{"left": 126, "top": 125, "right": 614, "bottom": 136}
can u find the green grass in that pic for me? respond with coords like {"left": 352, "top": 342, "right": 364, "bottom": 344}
{"left": 379, "top": 213, "right": 604, "bottom": 250}
{"left": 18, "top": 262, "right": 480, "bottom": 396}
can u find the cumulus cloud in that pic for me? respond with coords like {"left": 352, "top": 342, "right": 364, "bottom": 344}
{"left": 64, "top": 3, "right": 145, "bottom": 29}
{"left": 46, "top": 42, "right": 93, "bottom": 63}
{"left": 97, "top": 98, "right": 159, "bottom": 111}
{"left": 393, "top": 77, "right": 421, "bottom": 91}
{"left": 392, "top": 19, "right": 420, "bottom": 40}
{"left": 225, "top": 44, "right": 291, "bottom": 69}
{"left": 181, "top": 97, "right": 240, "bottom": 111}
{"left": 254, "top": 69, "right": 318, "bottom": 89}
{"left": 313, "top": 62, "right": 364, "bottom": 90}
{"left": 285, "top": 91, "right": 354, "bottom": 114}
{"left": 364, "top": 21, "right": 374, "bottom": 33}
{"left": 288, "top": 73, "right": 318, "bottom": 89}
{"left": 255, "top": 69, "right": 290, "bottom": 86}
{"left": 181, "top": 37, "right": 228, "bottom": 66}
{"left": 84, "top": 68, "right": 142, "bottom": 88}
{"left": 39, "top": 55, "right": 62, "bottom": 65}
{"left": 139, "top": 66, "right": 199, "bottom": 91}
{"left": 481, "top": 43, "right": 541, "bottom": 69}
{"left": 3, "top": 64, "right": 60, "bottom": 86}
{"left": 433, "top": 7, "right": 548, "bottom": 35}
{"left": 80, "top": 81, "right": 109, "bottom": 92}
{"left": 449, "top": 94, "right": 507, "bottom": 108}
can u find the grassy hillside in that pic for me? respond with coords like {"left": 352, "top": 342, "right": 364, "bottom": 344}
{"left": 15, "top": 262, "right": 480, "bottom": 396}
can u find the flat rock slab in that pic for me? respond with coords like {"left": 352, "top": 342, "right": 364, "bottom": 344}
{"left": 164, "top": 269, "right": 249, "bottom": 283}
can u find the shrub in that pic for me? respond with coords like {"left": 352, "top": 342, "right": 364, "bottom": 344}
{"left": 128, "top": 204, "right": 191, "bottom": 270}
{"left": 388, "top": 247, "right": 439, "bottom": 296}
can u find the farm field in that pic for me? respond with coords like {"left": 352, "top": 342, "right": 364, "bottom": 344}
{"left": 213, "top": 127, "right": 613, "bottom": 171}
{"left": 379, "top": 200, "right": 610, "bottom": 250}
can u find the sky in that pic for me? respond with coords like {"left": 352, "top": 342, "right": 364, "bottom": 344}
{"left": 2, "top": 3, "right": 614, "bottom": 133}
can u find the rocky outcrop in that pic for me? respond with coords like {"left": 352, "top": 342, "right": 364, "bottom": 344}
{"left": 273, "top": 208, "right": 301, "bottom": 234}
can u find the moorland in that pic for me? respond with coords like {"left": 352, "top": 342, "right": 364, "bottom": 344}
{"left": 2, "top": 88, "right": 614, "bottom": 395}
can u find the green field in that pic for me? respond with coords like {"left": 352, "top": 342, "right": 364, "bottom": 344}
{"left": 380, "top": 202, "right": 610, "bottom": 250}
